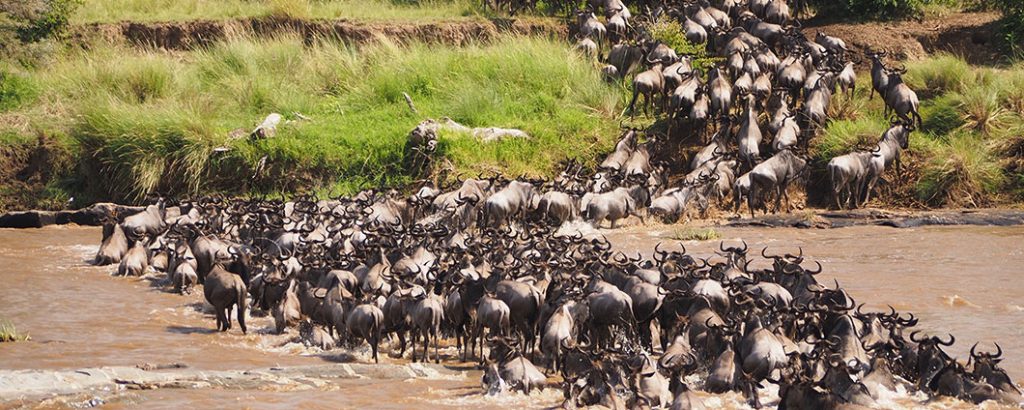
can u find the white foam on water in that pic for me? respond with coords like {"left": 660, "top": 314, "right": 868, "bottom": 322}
{"left": 406, "top": 363, "right": 466, "bottom": 381}
{"left": 427, "top": 385, "right": 563, "bottom": 408}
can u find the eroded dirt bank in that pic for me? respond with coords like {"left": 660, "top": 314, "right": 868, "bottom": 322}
{"left": 72, "top": 17, "right": 566, "bottom": 50}
{"left": 803, "top": 12, "right": 1004, "bottom": 65}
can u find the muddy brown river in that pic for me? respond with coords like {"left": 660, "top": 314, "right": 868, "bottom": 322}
{"left": 1, "top": 224, "right": 1022, "bottom": 408}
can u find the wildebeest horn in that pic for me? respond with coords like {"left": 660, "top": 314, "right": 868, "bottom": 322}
{"left": 937, "top": 333, "right": 955, "bottom": 346}
{"left": 762, "top": 246, "right": 776, "bottom": 259}
{"left": 654, "top": 242, "right": 667, "bottom": 263}
{"left": 910, "top": 330, "right": 925, "bottom": 343}
{"left": 806, "top": 261, "right": 822, "bottom": 274}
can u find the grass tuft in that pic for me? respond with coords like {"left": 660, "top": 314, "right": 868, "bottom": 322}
{"left": 0, "top": 320, "right": 30, "bottom": 342}
{"left": 916, "top": 131, "right": 1005, "bottom": 207}
{"left": 812, "top": 116, "right": 887, "bottom": 162}
{"left": 670, "top": 227, "right": 722, "bottom": 241}
{"left": 906, "top": 54, "right": 973, "bottom": 95}
{"left": 956, "top": 83, "right": 1010, "bottom": 135}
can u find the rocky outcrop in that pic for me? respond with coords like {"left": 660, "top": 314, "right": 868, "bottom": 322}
{"left": 0, "top": 203, "right": 144, "bottom": 228}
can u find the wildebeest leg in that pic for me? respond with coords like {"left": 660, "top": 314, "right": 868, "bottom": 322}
{"left": 864, "top": 175, "right": 876, "bottom": 205}
{"left": 434, "top": 328, "right": 440, "bottom": 364}
{"left": 748, "top": 183, "right": 757, "bottom": 219}
{"left": 398, "top": 330, "right": 407, "bottom": 358}
{"left": 371, "top": 334, "right": 379, "bottom": 364}
{"left": 410, "top": 330, "right": 419, "bottom": 362}
{"left": 834, "top": 182, "right": 843, "bottom": 210}
{"left": 236, "top": 292, "right": 247, "bottom": 334}
{"left": 779, "top": 184, "right": 788, "bottom": 212}
{"left": 215, "top": 307, "right": 226, "bottom": 331}
{"left": 223, "top": 306, "right": 233, "bottom": 331}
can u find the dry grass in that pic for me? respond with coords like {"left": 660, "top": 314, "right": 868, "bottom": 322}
{"left": 0, "top": 320, "right": 30, "bottom": 342}
{"left": 670, "top": 227, "right": 722, "bottom": 241}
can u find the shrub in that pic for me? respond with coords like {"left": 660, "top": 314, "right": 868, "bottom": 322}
{"left": 991, "top": 0, "right": 1024, "bottom": 53}
{"left": 643, "top": 15, "right": 715, "bottom": 71}
{"left": 1, "top": 0, "right": 83, "bottom": 43}
{"left": 809, "top": 0, "right": 926, "bottom": 19}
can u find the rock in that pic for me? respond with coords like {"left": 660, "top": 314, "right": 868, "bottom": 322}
{"left": 0, "top": 211, "right": 57, "bottom": 228}
{"left": 252, "top": 113, "right": 283, "bottom": 139}
{"left": 0, "top": 203, "right": 144, "bottom": 229}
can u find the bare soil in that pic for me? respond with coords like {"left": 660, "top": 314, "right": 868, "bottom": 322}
{"left": 803, "top": 12, "right": 1005, "bottom": 66}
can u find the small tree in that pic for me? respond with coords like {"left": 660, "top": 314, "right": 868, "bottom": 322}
{"left": 0, "top": 0, "right": 82, "bottom": 43}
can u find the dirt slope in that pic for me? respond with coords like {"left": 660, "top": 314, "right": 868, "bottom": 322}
{"left": 804, "top": 12, "right": 1004, "bottom": 65}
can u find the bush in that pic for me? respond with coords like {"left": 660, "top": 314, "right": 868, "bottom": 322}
{"left": 0, "top": 0, "right": 82, "bottom": 43}
{"left": 992, "top": 0, "right": 1024, "bottom": 53}
{"left": 810, "top": 0, "right": 926, "bottom": 19}
{"left": 644, "top": 15, "right": 715, "bottom": 71}
{"left": 808, "top": 0, "right": 969, "bottom": 20}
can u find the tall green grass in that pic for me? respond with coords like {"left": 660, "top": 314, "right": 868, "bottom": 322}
{"left": 2, "top": 34, "right": 622, "bottom": 203}
{"left": 815, "top": 55, "right": 1024, "bottom": 208}
{"left": 916, "top": 131, "right": 1006, "bottom": 206}
{"left": 72, "top": 0, "right": 484, "bottom": 24}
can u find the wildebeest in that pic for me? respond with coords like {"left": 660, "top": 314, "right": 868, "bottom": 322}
{"left": 747, "top": 150, "right": 807, "bottom": 216}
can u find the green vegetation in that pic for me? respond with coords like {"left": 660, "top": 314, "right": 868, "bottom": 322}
{"left": 670, "top": 227, "right": 721, "bottom": 241}
{"left": 806, "top": 0, "right": 979, "bottom": 20}
{"left": 813, "top": 54, "right": 1024, "bottom": 207}
{"left": 992, "top": 0, "right": 1024, "bottom": 54}
{"left": 0, "top": 34, "right": 622, "bottom": 206}
{"left": 644, "top": 15, "right": 715, "bottom": 71}
{"left": 0, "top": 320, "right": 30, "bottom": 342}
{"left": 1, "top": 0, "right": 83, "bottom": 65}
{"left": 71, "top": 0, "right": 485, "bottom": 24}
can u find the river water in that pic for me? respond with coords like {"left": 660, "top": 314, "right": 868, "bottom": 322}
{"left": 0, "top": 224, "right": 1021, "bottom": 409}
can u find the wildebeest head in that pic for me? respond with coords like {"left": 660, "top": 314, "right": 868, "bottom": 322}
{"left": 910, "top": 331, "right": 956, "bottom": 389}
{"left": 970, "top": 342, "right": 1021, "bottom": 395}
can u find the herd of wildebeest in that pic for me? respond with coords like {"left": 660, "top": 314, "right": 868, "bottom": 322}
{"left": 562, "top": 0, "right": 922, "bottom": 217}
{"left": 81, "top": 0, "right": 1023, "bottom": 409}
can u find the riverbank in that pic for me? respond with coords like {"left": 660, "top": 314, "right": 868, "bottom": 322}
{"left": 4, "top": 203, "right": 1023, "bottom": 230}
